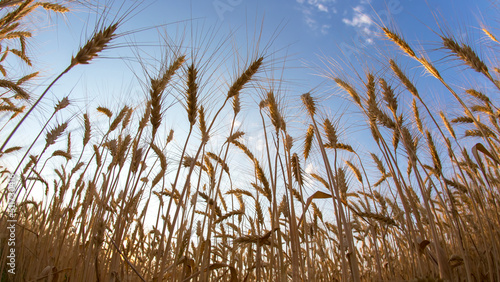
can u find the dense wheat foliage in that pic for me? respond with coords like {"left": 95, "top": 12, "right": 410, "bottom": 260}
{"left": 0, "top": 1, "right": 499, "bottom": 281}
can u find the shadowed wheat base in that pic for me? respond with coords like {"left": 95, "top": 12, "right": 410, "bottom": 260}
{"left": 1, "top": 1, "right": 500, "bottom": 281}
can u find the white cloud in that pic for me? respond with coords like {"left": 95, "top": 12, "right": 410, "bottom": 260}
{"left": 341, "top": 5, "right": 376, "bottom": 44}
{"left": 342, "top": 6, "right": 371, "bottom": 27}
{"left": 305, "top": 163, "right": 317, "bottom": 174}
{"left": 309, "top": 0, "right": 337, "bottom": 13}
{"left": 248, "top": 133, "right": 266, "bottom": 154}
{"left": 296, "top": 0, "right": 337, "bottom": 34}
{"left": 320, "top": 24, "right": 330, "bottom": 35}
{"left": 255, "top": 138, "right": 265, "bottom": 153}
{"left": 305, "top": 17, "right": 317, "bottom": 29}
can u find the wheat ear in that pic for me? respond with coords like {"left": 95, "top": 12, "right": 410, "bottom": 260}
{"left": 186, "top": 63, "right": 198, "bottom": 126}
{"left": 70, "top": 23, "right": 119, "bottom": 67}
{"left": 304, "top": 124, "right": 315, "bottom": 160}
{"left": 227, "top": 57, "right": 263, "bottom": 98}
{"left": 441, "top": 36, "right": 489, "bottom": 75}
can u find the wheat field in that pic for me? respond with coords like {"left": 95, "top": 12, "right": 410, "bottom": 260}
{"left": 0, "top": 1, "right": 499, "bottom": 281}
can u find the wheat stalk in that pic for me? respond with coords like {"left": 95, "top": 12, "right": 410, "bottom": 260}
{"left": 232, "top": 93, "right": 240, "bottom": 115}
{"left": 304, "top": 124, "right": 315, "bottom": 160}
{"left": 227, "top": 57, "right": 263, "bottom": 98}
{"left": 425, "top": 130, "right": 442, "bottom": 175}
{"left": 441, "top": 36, "right": 489, "bottom": 75}
{"left": 389, "top": 60, "right": 419, "bottom": 99}
{"left": 45, "top": 122, "right": 68, "bottom": 148}
{"left": 0, "top": 79, "right": 29, "bottom": 99}
{"left": 186, "top": 63, "right": 198, "bottom": 126}
{"left": 70, "top": 23, "right": 119, "bottom": 67}
{"left": 150, "top": 56, "right": 185, "bottom": 136}
{"left": 97, "top": 106, "right": 112, "bottom": 118}
{"left": 412, "top": 98, "right": 424, "bottom": 134}
{"left": 451, "top": 116, "right": 474, "bottom": 124}
{"left": 439, "top": 111, "right": 456, "bottom": 139}
{"left": 382, "top": 27, "right": 417, "bottom": 59}
{"left": 465, "top": 89, "right": 490, "bottom": 104}
{"left": 109, "top": 106, "right": 128, "bottom": 132}
{"left": 83, "top": 113, "right": 91, "bottom": 146}
{"left": 345, "top": 160, "right": 362, "bottom": 183}
{"left": 482, "top": 28, "right": 499, "bottom": 44}
{"left": 16, "top": 71, "right": 38, "bottom": 85}
{"left": 198, "top": 105, "right": 208, "bottom": 143}
{"left": 334, "top": 78, "right": 361, "bottom": 107}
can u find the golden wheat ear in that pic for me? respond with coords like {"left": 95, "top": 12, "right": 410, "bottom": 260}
{"left": 303, "top": 124, "right": 314, "bottom": 160}
{"left": 382, "top": 27, "right": 417, "bottom": 59}
{"left": 0, "top": 79, "right": 29, "bottom": 99}
{"left": 0, "top": 18, "right": 122, "bottom": 152}
{"left": 227, "top": 56, "right": 263, "bottom": 98}
{"left": 70, "top": 23, "right": 119, "bottom": 67}
{"left": 186, "top": 63, "right": 198, "bottom": 127}
{"left": 441, "top": 36, "right": 489, "bottom": 75}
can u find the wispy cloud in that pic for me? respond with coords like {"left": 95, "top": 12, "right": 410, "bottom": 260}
{"left": 342, "top": 6, "right": 371, "bottom": 27}
{"left": 320, "top": 24, "right": 331, "bottom": 35}
{"left": 297, "top": 0, "right": 336, "bottom": 13}
{"left": 296, "top": 0, "right": 337, "bottom": 34}
{"left": 305, "top": 163, "right": 317, "bottom": 174}
{"left": 342, "top": 5, "right": 375, "bottom": 44}
{"left": 296, "top": 0, "right": 377, "bottom": 43}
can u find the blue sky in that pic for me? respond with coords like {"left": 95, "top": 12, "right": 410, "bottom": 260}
{"left": 32, "top": 0, "right": 497, "bottom": 103}
{"left": 6, "top": 0, "right": 499, "bottom": 171}
{"left": 3, "top": 0, "right": 498, "bottom": 230}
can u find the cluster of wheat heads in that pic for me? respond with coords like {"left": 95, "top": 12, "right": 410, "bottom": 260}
{"left": 1, "top": 0, "right": 500, "bottom": 281}
{"left": 323, "top": 20, "right": 500, "bottom": 281}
